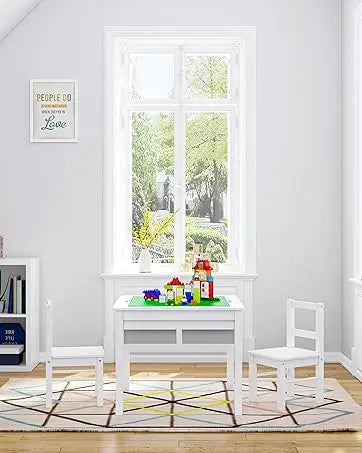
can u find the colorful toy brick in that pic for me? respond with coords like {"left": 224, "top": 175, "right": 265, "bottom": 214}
{"left": 142, "top": 259, "right": 217, "bottom": 306}
{"left": 143, "top": 289, "right": 161, "bottom": 301}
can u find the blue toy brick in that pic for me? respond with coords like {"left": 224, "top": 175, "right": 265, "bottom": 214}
{"left": 143, "top": 289, "right": 161, "bottom": 300}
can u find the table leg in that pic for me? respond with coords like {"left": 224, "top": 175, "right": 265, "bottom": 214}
{"left": 115, "top": 311, "right": 124, "bottom": 416}
{"left": 234, "top": 311, "right": 243, "bottom": 416}
{"left": 123, "top": 350, "right": 130, "bottom": 391}
{"left": 227, "top": 349, "right": 234, "bottom": 388}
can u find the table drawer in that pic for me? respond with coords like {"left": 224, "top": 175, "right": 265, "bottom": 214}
{"left": 123, "top": 320, "right": 234, "bottom": 330}
{"left": 122, "top": 311, "right": 234, "bottom": 322}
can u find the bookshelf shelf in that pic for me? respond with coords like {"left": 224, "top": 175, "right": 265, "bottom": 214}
{"left": 0, "top": 257, "right": 39, "bottom": 372}
{"left": 0, "top": 314, "right": 27, "bottom": 318}
{"left": 0, "top": 364, "right": 29, "bottom": 372}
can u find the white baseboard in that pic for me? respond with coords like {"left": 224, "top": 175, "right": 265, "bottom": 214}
{"left": 324, "top": 352, "right": 345, "bottom": 364}
{"left": 325, "top": 352, "right": 362, "bottom": 381}
{"left": 338, "top": 352, "right": 352, "bottom": 373}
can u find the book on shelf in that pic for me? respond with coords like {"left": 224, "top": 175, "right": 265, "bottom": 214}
{"left": 8, "top": 278, "right": 13, "bottom": 313}
{"left": 1, "top": 275, "right": 26, "bottom": 315}
{"left": 21, "top": 280, "right": 26, "bottom": 314}
{"left": 16, "top": 279, "right": 22, "bottom": 314}
{"left": 12, "top": 276, "right": 17, "bottom": 314}
{"left": 0, "top": 274, "right": 10, "bottom": 313}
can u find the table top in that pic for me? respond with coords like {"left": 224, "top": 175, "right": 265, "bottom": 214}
{"left": 113, "top": 295, "right": 244, "bottom": 311}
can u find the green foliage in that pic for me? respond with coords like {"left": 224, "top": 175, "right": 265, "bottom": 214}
{"left": 133, "top": 210, "right": 177, "bottom": 249}
{"left": 132, "top": 112, "right": 156, "bottom": 228}
{"left": 132, "top": 177, "right": 148, "bottom": 229}
{"left": 185, "top": 55, "right": 228, "bottom": 99}
{"left": 155, "top": 113, "right": 174, "bottom": 176}
{"left": 206, "top": 240, "right": 226, "bottom": 263}
{"left": 186, "top": 112, "right": 227, "bottom": 221}
{"left": 184, "top": 56, "right": 228, "bottom": 222}
{"left": 186, "top": 226, "right": 227, "bottom": 260}
{"left": 132, "top": 112, "right": 174, "bottom": 229}
{"left": 186, "top": 235, "right": 195, "bottom": 251}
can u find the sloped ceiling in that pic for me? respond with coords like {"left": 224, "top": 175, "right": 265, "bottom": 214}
{"left": 0, "top": 0, "right": 41, "bottom": 42}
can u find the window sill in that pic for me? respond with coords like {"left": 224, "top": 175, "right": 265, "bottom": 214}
{"left": 101, "top": 271, "right": 258, "bottom": 280}
{"left": 349, "top": 278, "right": 362, "bottom": 287}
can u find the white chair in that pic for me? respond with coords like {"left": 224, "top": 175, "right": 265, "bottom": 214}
{"left": 45, "top": 300, "right": 104, "bottom": 409}
{"left": 248, "top": 299, "right": 324, "bottom": 411}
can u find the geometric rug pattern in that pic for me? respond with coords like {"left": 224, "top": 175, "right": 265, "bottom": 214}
{"left": 0, "top": 378, "right": 361, "bottom": 432}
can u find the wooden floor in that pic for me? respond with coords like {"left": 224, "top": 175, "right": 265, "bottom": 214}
{"left": 0, "top": 363, "right": 361, "bottom": 453}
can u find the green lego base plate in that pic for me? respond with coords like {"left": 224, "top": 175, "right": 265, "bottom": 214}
{"left": 129, "top": 296, "right": 230, "bottom": 307}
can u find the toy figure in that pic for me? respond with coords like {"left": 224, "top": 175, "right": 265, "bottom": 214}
{"left": 184, "top": 283, "right": 193, "bottom": 304}
{"left": 159, "top": 294, "right": 167, "bottom": 304}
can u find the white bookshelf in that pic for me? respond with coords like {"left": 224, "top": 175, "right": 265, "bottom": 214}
{"left": 0, "top": 257, "right": 39, "bottom": 372}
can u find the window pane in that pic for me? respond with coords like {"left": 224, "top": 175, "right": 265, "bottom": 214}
{"left": 185, "top": 112, "right": 229, "bottom": 263}
{"left": 132, "top": 112, "right": 175, "bottom": 263}
{"left": 185, "top": 54, "right": 230, "bottom": 99}
{"left": 129, "top": 54, "right": 175, "bottom": 100}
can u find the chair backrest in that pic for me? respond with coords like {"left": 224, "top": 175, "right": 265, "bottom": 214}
{"left": 46, "top": 300, "right": 53, "bottom": 360}
{"left": 286, "top": 299, "right": 324, "bottom": 354}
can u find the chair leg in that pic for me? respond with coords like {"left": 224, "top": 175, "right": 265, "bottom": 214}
{"left": 277, "top": 363, "right": 287, "bottom": 412}
{"left": 227, "top": 350, "right": 234, "bottom": 388}
{"left": 287, "top": 367, "right": 295, "bottom": 397}
{"left": 248, "top": 353, "right": 257, "bottom": 402}
{"left": 46, "top": 360, "right": 52, "bottom": 409}
{"left": 96, "top": 357, "right": 104, "bottom": 407}
{"left": 316, "top": 357, "right": 324, "bottom": 404}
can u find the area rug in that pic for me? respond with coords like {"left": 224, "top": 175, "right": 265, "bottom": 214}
{"left": 0, "top": 378, "right": 361, "bottom": 432}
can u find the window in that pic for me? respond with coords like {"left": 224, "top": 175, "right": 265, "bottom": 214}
{"left": 104, "top": 28, "right": 256, "bottom": 273}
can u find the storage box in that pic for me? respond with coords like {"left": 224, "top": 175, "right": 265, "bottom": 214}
{"left": 0, "top": 345, "right": 24, "bottom": 365}
{"left": 0, "top": 323, "right": 25, "bottom": 344}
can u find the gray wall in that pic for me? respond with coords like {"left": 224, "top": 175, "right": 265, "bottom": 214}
{"left": 342, "top": 0, "right": 361, "bottom": 359}
{"left": 0, "top": 0, "right": 342, "bottom": 353}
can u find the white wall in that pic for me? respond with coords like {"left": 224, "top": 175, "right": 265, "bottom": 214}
{"left": 0, "top": 0, "right": 342, "bottom": 353}
{"left": 342, "top": 0, "right": 362, "bottom": 359}
{"left": 0, "top": 0, "right": 41, "bottom": 41}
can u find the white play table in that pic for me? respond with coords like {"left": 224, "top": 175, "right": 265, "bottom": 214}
{"left": 113, "top": 294, "right": 244, "bottom": 416}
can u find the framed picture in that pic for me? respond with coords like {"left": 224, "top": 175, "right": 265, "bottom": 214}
{"left": 30, "top": 79, "right": 78, "bottom": 142}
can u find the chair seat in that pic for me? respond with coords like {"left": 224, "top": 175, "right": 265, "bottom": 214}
{"left": 52, "top": 346, "right": 104, "bottom": 359}
{"left": 249, "top": 346, "right": 319, "bottom": 362}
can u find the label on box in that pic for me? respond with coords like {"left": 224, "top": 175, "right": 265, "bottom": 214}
{"left": 0, "top": 323, "right": 25, "bottom": 345}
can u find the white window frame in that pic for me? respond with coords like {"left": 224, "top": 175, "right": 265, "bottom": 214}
{"left": 103, "top": 26, "right": 256, "bottom": 275}
{"left": 353, "top": 6, "right": 362, "bottom": 280}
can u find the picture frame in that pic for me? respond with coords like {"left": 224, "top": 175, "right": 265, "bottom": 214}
{"left": 29, "top": 79, "right": 78, "bottom": 142}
